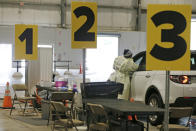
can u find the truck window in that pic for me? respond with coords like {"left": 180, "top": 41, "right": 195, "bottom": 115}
{"left": 135, "top": 57, "right": 143, "bottom": 65}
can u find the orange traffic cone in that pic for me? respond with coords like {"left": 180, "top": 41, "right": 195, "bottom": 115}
{"left": 1, "top": 82, "right": 12, "bottom": 109}
{"left": 79, "top": 64, "right": 83, "bottom": 74}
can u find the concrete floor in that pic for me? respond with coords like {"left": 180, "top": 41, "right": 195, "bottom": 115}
{"left": 0, "top": 109, "right": 88, "bottom": 131}
{"left": 0, "top": 87, "right": 192, "bottom": 131}
{"left": 0, "top": 108, "right": 159, "bottom": 131}
{"left": 0, "top": 109, "right": 50, "bottom": 131}
{"left": 0, "top": 99, "right": 194, "bottom": 131}
{"left": 2, "top": 106, "right": 196, "bottom": 131}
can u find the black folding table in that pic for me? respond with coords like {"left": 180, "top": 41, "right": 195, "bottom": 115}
{"left": 84, "top": 98, "right": 165, "bottom": 131}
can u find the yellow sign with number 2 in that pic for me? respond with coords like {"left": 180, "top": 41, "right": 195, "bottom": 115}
{"left": 71, "top": 2, "right": 97, "bottom": 49}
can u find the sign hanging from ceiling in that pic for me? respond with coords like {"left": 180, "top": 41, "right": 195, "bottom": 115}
{"left": 15, "top": 24, "right": 38, "bottom": 60}
{"left": 146, "top": 4, "right": 191, "bottom": 70}
{"left": 71, "top": 2, "right": 97, "bottom": 49}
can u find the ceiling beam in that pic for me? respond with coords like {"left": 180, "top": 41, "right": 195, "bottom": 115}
{"left": 0, "top": 1, "right": 60, "bottom": 8}
{"left": 141, "top": 9, "right": 196, "bottom": 15}
{"left": 0, "top": 1, "right": 138, "bottom": 12}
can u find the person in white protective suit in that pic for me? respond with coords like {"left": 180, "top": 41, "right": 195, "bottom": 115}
{"left": 109, "top": 49, "right": 138, "bottom": 100}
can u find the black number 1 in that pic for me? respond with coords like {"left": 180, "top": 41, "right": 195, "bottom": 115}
{"left": 19, "top": 28, "right": 33, "bottom": 54}
{"left": 150, "top": 11, "right": 187, "bottom": 61}
{"left": 74, "top": 6, "right": 95, "bottom": 41}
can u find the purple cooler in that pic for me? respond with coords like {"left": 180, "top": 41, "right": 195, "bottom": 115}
{"left": 55, "top": 81, "right": 68, "bottom": 87}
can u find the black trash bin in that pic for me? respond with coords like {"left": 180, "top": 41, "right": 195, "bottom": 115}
{"left": 81, "top": 82, "right": 124, "bottom": 99}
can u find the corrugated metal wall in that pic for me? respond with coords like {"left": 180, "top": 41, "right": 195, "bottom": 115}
{"left": 141, "top": 0, "right": 193, "bottom": 9}
{"left": 0, "top": 0, "right": 137, "bottom": 31}
{"left": 0, "top": 1, "right": 60, "bottom": 26}
{"left": 0, "top": 0, "right": 196, "bottom": 31}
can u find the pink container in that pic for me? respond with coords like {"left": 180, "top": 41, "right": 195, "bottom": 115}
{"left": 55, "top": 81, "right": 68, "bottom": 87}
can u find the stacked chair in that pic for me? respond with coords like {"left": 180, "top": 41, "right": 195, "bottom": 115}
{"left": 48, "top": 92, "right": 84, "bottom": 131}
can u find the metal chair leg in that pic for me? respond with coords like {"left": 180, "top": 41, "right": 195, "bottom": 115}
{"left": 10, "top": 98, "right": 15, "bottom": 115}
{"left": 23, "top": 101, "right": 28, "bottom": 114}
{"left": 31, "top": 100, "right": 38, "bottom": 115}
{"left": 64, "top": 125, "right": 68, "bottom": 131}
{"left": 52, "top": 120, "right": 56, "bottom": 131}
{"left": 19, "top": 103, "right": 22, "bottom": 111}
{"left": 47, "top": 106, "right": 51, "bottom": 126}
{"left": 33, "top": 106, "right": 38, "bottom": 113}
{"left": 71, "top": 120, "right": 78, "bottom": 131}
{"left": 186, "top": 110, "right": 192, "bottom": 127}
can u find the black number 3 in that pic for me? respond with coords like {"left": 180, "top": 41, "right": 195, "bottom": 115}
{"left": 150, "top": 11, "right": 187, "bottom": 61}
{"left": 19, "top": 28, "right": 33, "bottom": 54}
{"left": 74, "top": 6, "right": 95, "bottom": 41}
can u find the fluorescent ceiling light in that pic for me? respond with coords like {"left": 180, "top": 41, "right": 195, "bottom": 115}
{"left": 38, "top": 45, "right": 52, "bottom": 48}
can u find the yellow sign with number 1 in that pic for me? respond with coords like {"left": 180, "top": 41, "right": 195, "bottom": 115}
{"left": 15, "top": 24, "right": 38, "bottom": 60}
{"left": 146, "top": 5, "right": 191, "bottom": 70}
{"left": 71, "top": 2, "right": 97, "bottom": 49}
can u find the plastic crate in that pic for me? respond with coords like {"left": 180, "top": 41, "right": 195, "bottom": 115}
{"left": 81, "top": 82, "right": 123, "bottom": 99}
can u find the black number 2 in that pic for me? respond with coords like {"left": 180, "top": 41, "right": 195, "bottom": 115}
{"left": 19, "top": 28, "right": 33, "bottom": 54}
{"left": 150, "top": 11, "right": 187, "bottom": 61}
{"left": 74, "top": 6, "right": 95, "bottom": 41}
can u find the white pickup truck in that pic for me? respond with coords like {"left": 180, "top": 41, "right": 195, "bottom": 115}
{"left": 131, "top": 51, "right": 196, "bottom": 125}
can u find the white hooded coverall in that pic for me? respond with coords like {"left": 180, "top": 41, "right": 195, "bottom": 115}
{"left": 109, "top": 56, "right": 138, "bottom": 100}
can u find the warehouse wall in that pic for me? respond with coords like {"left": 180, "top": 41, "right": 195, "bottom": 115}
{"left": 119, "top": 32, "right": 146, "bottom": 56}
{"left": 0, "top": 26, "right": 82, "bottom": 69}
{"left": 1, "top": 0, "right": 196, "bottom": 32}
{"left": 141, "top": 0, "right": 193, "bottom": 9}
{"left": 0, "top": 26, "right": 146, "bottom": 68}
{"left": 1, "top": 0, "right": 196, "bottom": 64}
{"left": 0, "top": 1, "right": 60, "bottom": 26}
{"left": 65, "top": 0, "right": 137, "bottom": 31}
{"left": 0, "top": 0, "right": 137, "bottom": 31}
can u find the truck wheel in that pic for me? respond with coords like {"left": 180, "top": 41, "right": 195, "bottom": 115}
{"left": 147, "top": 93, "right": 164, "bottom": 126}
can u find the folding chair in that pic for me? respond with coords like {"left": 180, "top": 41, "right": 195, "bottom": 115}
{"left": 158, "top": 107, "right": 192, "bottom": 131}
{"left": 87, "top": 103, "right": 110, "bottom": 131}
{"left": 10, "top": 84, "right": 37, "bottom": 115}
{"left": 51, "top": 101, "right": 84, "bottom": 131}
{"left": 47, "top": 92, "right": 75, "bottom": 125}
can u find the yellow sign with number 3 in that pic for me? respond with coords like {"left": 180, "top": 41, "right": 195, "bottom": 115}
{"left": 146, "top": 5, "right": 191, "bottom": 70}
{"left": 15, "top": 24, "right": 38, "bottom": 60}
